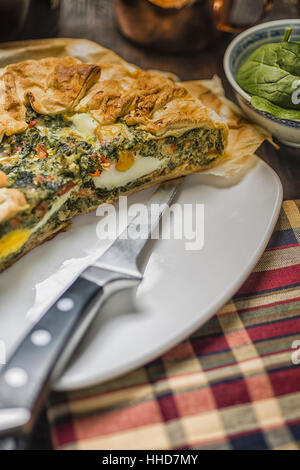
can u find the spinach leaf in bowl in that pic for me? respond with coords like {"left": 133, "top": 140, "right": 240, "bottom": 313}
{"left": 237, "top": 28, "right": 300, "bottom": 112}
{"left": 251, "top": 96, "right": 300, "bottom": 121}
{"left": 278, "top": 41, "right": 300, "bottom": 77}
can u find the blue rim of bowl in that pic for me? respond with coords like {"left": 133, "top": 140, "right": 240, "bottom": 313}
{"left": 224, "top": 19, "right": 300, "bottom": 129}
{"left": 240, "top": 96, "right": 300, "bottom": 129}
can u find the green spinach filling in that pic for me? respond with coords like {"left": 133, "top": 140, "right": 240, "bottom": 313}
{"left": 0, "top": 105, "right": 223, "bottom": 238}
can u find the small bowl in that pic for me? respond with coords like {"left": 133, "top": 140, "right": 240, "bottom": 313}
{"left": 224, "top": 19, "right": 300, "bottom": 148}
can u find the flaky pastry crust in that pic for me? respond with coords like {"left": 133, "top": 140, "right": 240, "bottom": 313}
{"left": 0, "top": 187, "right": 27, "bottom": 223}
{"left": 0, "top": 54, "right": 227, "bottom": 140}
{"left": 0, "top": 56, "right": 100, "bottom": 139}
{"left": 78, "top": 67, "right": 228, "bottom": 137}
{"left": 0, "top": 171, "right": 8, "bottom": 188}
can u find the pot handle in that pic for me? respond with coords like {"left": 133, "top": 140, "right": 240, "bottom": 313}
{"left": 212, "top": 0, "right": 274, "bottom": 33}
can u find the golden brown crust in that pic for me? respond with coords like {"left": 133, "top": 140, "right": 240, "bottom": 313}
{"left": 0, "top": 51, "right": 227, "bottom": 142}
{"left": 79, "top": 68, "right": 228, "bottom": 140}
{"left": 0, "top": 56, "right": 100, "bottom": 139}
{"left": 137, "top": 96, "right": 227, "bottom": 137}
{"left": 183, "top": 80, "right": 248, "bottom": 128}
{"left": 80, "top": 69, "right": 187, "bottom": 124}
{"left": 0, "top": 187, "right": 27, "bottom": 223}
{"left": 0, "top": 69, "right": 28, "bottom": 138}
{"left": 0, "top": 171, "right": 8, "bottom": 188}
{"left": 25, "top": 57, "right": 101, "bottom": 114}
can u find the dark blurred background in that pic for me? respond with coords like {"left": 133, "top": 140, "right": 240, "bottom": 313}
{"left": 57, "top": 0, "right": 299, "bottom": 79}
{"left": 1, "top": 0, "right": 299, "bottom": 79}
{"left": 0, "top": 0, "right": 297, "bottom": 78}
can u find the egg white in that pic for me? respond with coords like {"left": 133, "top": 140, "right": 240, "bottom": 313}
{"left": 93, "top": 156, "right": 165, "bottom": 190}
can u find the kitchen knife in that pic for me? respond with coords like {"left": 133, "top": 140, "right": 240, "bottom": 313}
{"left": 0, "top": 178, "right": 183, "bottom": 448}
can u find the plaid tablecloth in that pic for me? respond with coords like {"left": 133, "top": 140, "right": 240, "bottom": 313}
{"left": 47, "top": 200, "right": 300, "bottom": 450}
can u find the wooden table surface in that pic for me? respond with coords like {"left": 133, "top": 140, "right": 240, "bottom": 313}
{"left": 56, "top": 0, "right": 300, "bottom": 200}
{"left": 15, "top": 0, "right": 300, "bottom": 450}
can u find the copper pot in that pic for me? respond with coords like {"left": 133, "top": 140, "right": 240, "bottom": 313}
{"left": 114, "top": 0, "right": 274, "bottom": 52}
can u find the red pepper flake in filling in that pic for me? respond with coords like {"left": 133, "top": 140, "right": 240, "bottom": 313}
{"left": 36, "top": 202, "right": 48, "bottom": 219}
{"left": 29, "top": 120, "right": 37, "bottom": 128}
{"left": 11, "top": 216, "right": 22, "bottom": 229}
{"left": 36, "top": 143, "right": 48, "bottom": 159}
{"left": 169, "top": 143, "right": 176, "bottom": 153}
{"left": 99, "top": 155, "right": 109, "bottom": 164}
{"left": 58, "top": 183, "right": 76, "bottom": 196}
{"left": 35, "top": 175, "right": 55, "bottom": 183}
{"left": 90, "top": 170, "right": 101, "bottom": 177}
{"left": 99, "top": 155, "right": 111, "bottom": 170}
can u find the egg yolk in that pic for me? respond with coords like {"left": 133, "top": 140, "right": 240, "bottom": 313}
{"left": 115, "top": 151, "right": 135, "bottom": 172}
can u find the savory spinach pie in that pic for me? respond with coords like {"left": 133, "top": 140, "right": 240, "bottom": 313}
{"left": 0, "top": 55, "right": 228, "bottom": 271}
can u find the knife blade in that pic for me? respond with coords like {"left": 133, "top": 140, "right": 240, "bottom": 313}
{"left": 0, "top": 178, "right": 183, "bottom": 445}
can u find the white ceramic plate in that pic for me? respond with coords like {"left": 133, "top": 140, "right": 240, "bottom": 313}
{"left": 0, "top": 159, "right": 282, "bottom": 391}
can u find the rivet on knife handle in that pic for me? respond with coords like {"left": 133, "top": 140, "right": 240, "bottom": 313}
{"left": 0, "top": 277, "right": 102, "bottom": 436}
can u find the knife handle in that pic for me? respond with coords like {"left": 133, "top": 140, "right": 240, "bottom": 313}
{"left": 0, "top": 276, "right": 102, "bottom": 435}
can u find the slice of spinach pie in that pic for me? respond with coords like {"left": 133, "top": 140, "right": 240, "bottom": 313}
{"left": 0, "top": 56, "right": 228, "bottom": 272}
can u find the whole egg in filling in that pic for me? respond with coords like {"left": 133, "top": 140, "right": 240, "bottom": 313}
{"left": 93, "top": 155, "right": 164, "bottom": 190}
{"left": 69, "top": 113, "right": 166, "bottom": 189}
